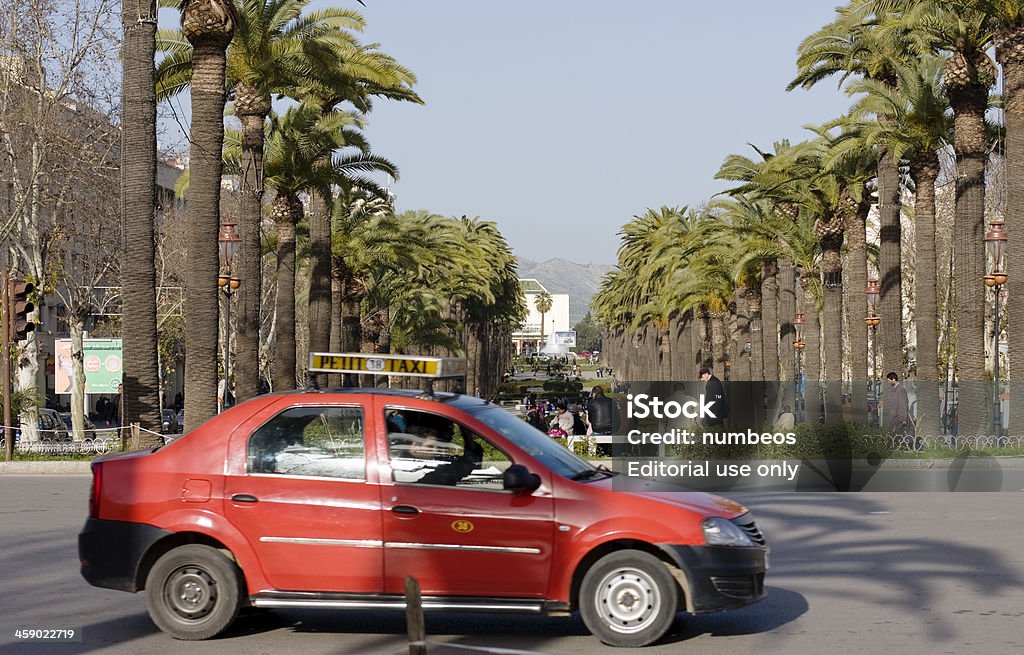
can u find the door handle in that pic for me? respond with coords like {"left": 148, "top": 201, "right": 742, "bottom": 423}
{"left": 231, "top": 494, "right": 259, "bottom": 503}
{"left": 392, "top": 505, "right": 420, "bottom": 515}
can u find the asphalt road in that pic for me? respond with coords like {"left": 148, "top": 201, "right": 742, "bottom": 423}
{"left": 1, "top": 476, "right": 1022, "bottom": 655}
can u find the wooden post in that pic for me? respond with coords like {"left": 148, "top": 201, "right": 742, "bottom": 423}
{"left": 130, "top": 423, "right": 140, "bottom": 450}
{"left": 405, "top": 576, "right": 426, "bottom": 655}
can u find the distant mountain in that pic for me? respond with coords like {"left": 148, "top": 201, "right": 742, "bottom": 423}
{"left": 516, "top": 257, "right": 615, "bottom": 325}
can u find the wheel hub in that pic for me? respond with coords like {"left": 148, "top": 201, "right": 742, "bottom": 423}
{"left": 597, "top": 567, "right": 661, "bottom": 634}
{"left": 166, "top": 566, "right": 218, "bottom": 621}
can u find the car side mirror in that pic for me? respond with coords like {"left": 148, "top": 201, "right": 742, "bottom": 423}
{"left": 503, "top": 464, "right": 541, "bottom": 494}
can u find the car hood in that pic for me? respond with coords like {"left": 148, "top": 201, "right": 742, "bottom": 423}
{"left": 587, "top": 475, "right": 748, "bottom": 518}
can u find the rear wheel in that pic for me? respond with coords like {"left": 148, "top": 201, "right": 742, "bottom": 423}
{"left": 579, "top": 550, "right": 679, "bottom": 647}
{"left": 145, "top": 545, "right": 244, "bottom": 640}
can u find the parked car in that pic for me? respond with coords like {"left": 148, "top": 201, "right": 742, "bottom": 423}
{"left": 79, "top": 353, "right": 768, "bottom": 647}
{"left": 26, "top": 408, "right": 71, "bottom": 442}
{"left": 161, "top": 409, "right": 180, "bottom": 435}
{"left": 58, "top": 412, "right": 96, "bottom": 439}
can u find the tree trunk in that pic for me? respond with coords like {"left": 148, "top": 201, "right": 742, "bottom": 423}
{"left": 778, "top": 261, "right": 796, "bottom": 406}
{"left": 998, "top": 26, "right": 1024, "bottom": 437}
{"left": 182, "top": 24, "right": 232, "bottom": 431}
{"left": 308, "top": 191, "right": 332, "bottom": 357}
{"left": 761, "top": 261, "right": 780, "bottom": 418}
{"left": 911, "top": 156, "right": 941, "bottom": 438}
{"left": 120, "top": 0, "right": 161, "bottom": 436}
{"left": 328, "top": 271, "right": 343, "bottom": 387}
{"left": 272, "top": 195, "right": 301, "bottom": 391}
{"left": 801, "top": 277, "right": 821, "bottom": 425}
{"left": 821, "top": 242, "right": 843, "bottom": 424}
{"left": 950, "top": 83, "right": 991, "bottom": 437}
{"left": 70, "top": 321, "right": 88, "bottom": 441}
{"left": 877, "top": 148, "right": 904, "bottom": 376}
{"left": 844, "top": 200, "right": 869, "bottom": 424}
{"left": 234, "top": 94, "right": 268, "bottom": 403}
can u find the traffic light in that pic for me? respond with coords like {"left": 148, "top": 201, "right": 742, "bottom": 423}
{"left": 9, "top": 279, "right": 35, "bottom": 342}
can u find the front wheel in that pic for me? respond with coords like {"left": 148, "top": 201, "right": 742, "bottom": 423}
{"left": 145, "top": 545, "right": 245, "bottom": 640}
{"left": 579, "top": 550, "right": 680, "bottom": 647}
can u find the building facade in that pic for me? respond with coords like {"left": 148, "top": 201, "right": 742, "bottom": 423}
{"left": 512, "top": 279, "right": 570, "bottom": 355}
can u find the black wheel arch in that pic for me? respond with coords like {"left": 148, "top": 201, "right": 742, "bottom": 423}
{"left": 136, "top": 532, "right": 241, "bottom": 593}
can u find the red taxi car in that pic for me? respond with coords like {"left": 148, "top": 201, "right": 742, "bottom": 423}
{"left": 79, "top": 353, "right": 767, "bottom": 647}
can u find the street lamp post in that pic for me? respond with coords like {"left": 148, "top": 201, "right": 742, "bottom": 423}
{"left": 218, "top": 223, "right": 241, "bottom": 414}
{"left": 793, "top": 313, "right": 806, "bottom": 422}
{"left": 866, "top": 279, "right": 881, "bottom": 427}
{"left": 984, "top": 219, "right": 1007, "bottom": 438}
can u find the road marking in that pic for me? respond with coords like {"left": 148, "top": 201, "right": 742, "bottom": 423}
{"left": 868, "top": 511, "right": 891, "bottom": 515}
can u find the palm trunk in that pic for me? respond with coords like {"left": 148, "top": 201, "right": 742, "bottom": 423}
{"left": 328, "top": 271, "right": 343, "bottom": 387}
{"left": 877, "top": 148, "right": 904, "bottom": 376}
{"left": 844, "top": 200, "right": 869, "bottom": 424}
{"left": 801, "top": 276, "right": 821, "bottom": 425}
{"left": 182, "top": 26, "right": 232, "bottom": 431}
{"left": 120, "top": 0, "right": 161, "bottom": 437}
{"left": 911, "top": 156, "right": 941, "bottom": 438}
{"left": 998, "top": 27, "right": 1024, "bottom": 437}
{"left": 950, "top": 83, "right": 990, "bottom": 437}
{"left": 271, "top": 194, "right": 301, "bottom": 390}
{"left": 761, "top": 261, "right": 780, "bottom": 418}
{"left": 778, "top": 261, "right": 796, "bottom": 405}
{"left": 821, "top": 237, "right": 843, "bottom": 424}
{"left": 233, "top": 89, "right": 268, "bottom": 403}
{"left": 308, "top": 191, "right": 332, "bottom": 356}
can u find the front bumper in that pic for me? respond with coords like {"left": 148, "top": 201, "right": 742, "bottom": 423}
{"left": 79, "top": 518, "right": 172, "bottom": 592}
{"left": 661, "top": 544, "right": 767, "bottom": 612}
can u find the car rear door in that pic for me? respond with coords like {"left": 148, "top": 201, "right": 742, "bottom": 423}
{"left": 375, "top": 398, "right": 555, "bottom": 598}
{"left": 224, "top": 397, "right": 384, "bottom": 593}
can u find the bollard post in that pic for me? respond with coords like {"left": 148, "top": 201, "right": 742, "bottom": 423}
{"left": 130, "top": 423, "right": 140, "bottom": 450}
{"left": 405, "top": 576, "right": 426, "bottom": 655}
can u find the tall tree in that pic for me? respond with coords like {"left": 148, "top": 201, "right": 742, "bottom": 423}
{"left": 121, "top": 0, "right": 162, "bottom": 439}
{"left": 180, "top": 0, "right": 235, "bottom": 430}
{"left": 957, "top": 0, "right": 1024, "bottom": 435}
{"left": 534, "top": 290, "right": 553, "bottom": 346}
{"left": 789, "top": 0, "right": 919, "bottom": 377}
{"left": 157, "top": 0, "right": 419, "bottom": 401}
{"left": 262, "top": 103, "right": 397, "bottom": 389}
{"left": 844, "top": 54, "right": 954, "bottom": 435}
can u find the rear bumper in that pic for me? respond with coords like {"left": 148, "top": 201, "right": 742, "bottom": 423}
{"left": 79, "top": 518, "right": 172, "bottom": 592}
{"left": 661, "top": 544, "right": 767, "bottom": 612}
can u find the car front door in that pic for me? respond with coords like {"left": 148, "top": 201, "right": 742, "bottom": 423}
{"left": 224, "top": 400, "right": 383, "bottom": 593}
{"left": 376, "top": 400, "right": 554, "bottom": 598}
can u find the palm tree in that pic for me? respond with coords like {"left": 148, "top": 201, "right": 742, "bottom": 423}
{"left": 534, "top": 290, "right": 553, "bottom": 348}
{"left": 262, "top": 102, "right": 397, "bottom": 389}
{"left": 180, "top": 0, "right": 235, "bottom": 431}
{"left": 120, "top": 0, "right": 162, "bottom": 441}
{"left": 844, "top": 54, "right": 954, "bottom": 434}
{"left": 954, "top": 0, "right": 1024, "bottom": 434}
{"left": 157, "top": 0, "right": 419, "bottom": 401}
{"left": 789, "top": 0, "right": 920, "bottom": 378}
{"left": 896, "top": 1, "right": 998, "bottom": 436}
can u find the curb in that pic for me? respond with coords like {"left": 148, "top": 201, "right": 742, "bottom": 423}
{"left": 0, "top": 461, "right": 93, "bottom": 475}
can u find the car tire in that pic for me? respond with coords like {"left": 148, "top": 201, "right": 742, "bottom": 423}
{"left": 579, "top": 549, "right": 679, "bottom": 647}
{"left": 145, "top": 545, "right": 245, "bottom": 640}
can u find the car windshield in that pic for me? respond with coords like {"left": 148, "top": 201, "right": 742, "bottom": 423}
{"left": 463, "top": 404, "right": 595, "bottom": 479}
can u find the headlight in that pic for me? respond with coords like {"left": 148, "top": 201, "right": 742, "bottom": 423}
{"left": 702, "top": 517, "right": 754, "bottom": 547}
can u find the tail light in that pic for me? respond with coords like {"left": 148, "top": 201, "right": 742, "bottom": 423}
{"left": 88, "top": 462, "right": 103, "bottom": 518}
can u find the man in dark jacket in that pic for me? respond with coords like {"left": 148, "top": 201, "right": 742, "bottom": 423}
{"left": 587, "top": 385, "right": 619, "bottom": 434}
{"left": 699, "top": 367, "right": 727, "bottom": 427}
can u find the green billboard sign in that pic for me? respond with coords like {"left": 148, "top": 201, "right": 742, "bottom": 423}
{"left": 55, "top": 338, "right": 123, "bottom": 394}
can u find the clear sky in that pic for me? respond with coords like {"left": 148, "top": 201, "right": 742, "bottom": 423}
{"left": 341, "top": 1, "right": 857, "bottom": 265}
{"left": 161, "top": 2, "right": 858, "bottom": 265}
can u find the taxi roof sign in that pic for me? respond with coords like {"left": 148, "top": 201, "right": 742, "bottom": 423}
{"left": 308, "top": 352, "right": 467, "bottom": 379}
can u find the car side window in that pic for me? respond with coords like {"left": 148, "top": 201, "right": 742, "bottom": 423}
{"left": 386, "top": 408, "right": 511, "bottom": 490}
{"left": 248, "top": 406, "right": 365, "bottom": 480}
